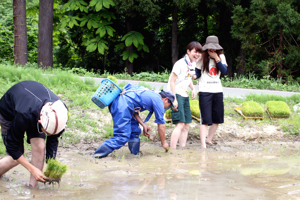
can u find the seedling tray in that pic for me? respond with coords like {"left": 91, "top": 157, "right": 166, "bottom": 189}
{"left": 266, "top": 109, "right": 290, "bottom": 120}
{"left": 192, "top": 115, "right": 200, "bottom": 122}
{"left": 235, "top": 108, "right": 264, "bottom": 119}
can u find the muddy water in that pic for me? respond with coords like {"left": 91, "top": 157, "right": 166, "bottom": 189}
{"left": 1, "top": 142, "right": 300, "bottom": 200}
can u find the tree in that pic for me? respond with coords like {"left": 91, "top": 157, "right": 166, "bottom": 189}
{"left": 113, "top": 0, "right": 158, "bottom": 75}
{"left": 231, "top": 0, "right": 300, "bottom": 80}
{"left": 171, "top": 0, "right": 201, "bottom": 65}
{"left": 38, "top": 0, "right": 54, "bottom": 68}
{"left": 13, "top": 0, "right": 28, "bottom": 65}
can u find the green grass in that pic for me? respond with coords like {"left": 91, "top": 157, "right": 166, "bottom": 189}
{"left": 102, "top": 123, "right": 114, "bottom": 138}
{"left": 1, "top": 62, "right": 300, "bottom": 157}
{"left": 63, "top": 65, "right": 300, "bottom": 92}
{"left": 222, "top": 73, "right": 300, "bottom": 92}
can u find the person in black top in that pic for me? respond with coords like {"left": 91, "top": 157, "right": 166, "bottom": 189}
{"left": 0, "top": 81, "right": 68, "bottom": 188}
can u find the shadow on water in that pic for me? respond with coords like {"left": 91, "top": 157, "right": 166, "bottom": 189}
{"left": 1, "top": 142, "right": 300, "bottom": 200}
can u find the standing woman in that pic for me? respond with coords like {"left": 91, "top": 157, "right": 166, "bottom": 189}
{"left": 192, "top": 36, "right": 227, "bottom": 148}
{"left": 167, "top": 41, "right": 202, "bottom": 149}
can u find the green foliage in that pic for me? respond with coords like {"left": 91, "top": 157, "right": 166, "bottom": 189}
{"left": 44, "top": 158, "right": 68, "bottom": 179}
{"left": 0, "top": 0, "right": 38, "bottom": 63}
{"left": 242, "top": 101, "right": 264, "bottom": 117}
{"left": 266, "top": 101, "right": 291, "bottom": 118}
{"left": 222, "top": 73, "right": 300, "bottom": 92}
{"left": 231, "top": 0, "right": 300, "bottom": 80}
{"left": 137, "top": 82, "right": 154, "bottom": 90}
{"left": 84, "top": 36, "right": 109, "bottom": 54}
{"left": 0, "top": 25, "right": 13, "bottom": 61}
{"left": 60, "top": 0, "right": 143, "bottom": 65}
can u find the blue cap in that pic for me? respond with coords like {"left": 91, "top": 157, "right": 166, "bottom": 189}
{"left": 159, "top": 89, "right": 175, "bottom": 106}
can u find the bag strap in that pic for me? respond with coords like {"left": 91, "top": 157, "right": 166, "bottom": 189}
{"left": 121, "top": 88, "right": 154, "bottom": 123}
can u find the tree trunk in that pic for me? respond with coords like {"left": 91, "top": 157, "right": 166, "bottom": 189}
{"left": 199, "top": 0, "right": 208, "bottom": 38}
{"left": 125, "top": 17, "right": 133, "bottom": 76}
{"left": 171, "top": 4, "right": 178, "bottom": 65}
{"left": 218, "top": 1, "right": 234, "bottom": 77}
{"left": 13, "top": 0, "right": 28, "bottom": 66}
{"left": 236, "top": 48, "right": 245, "bottom": 76}
{"left": 278, "top": 27, "right": 283, "bottom": 78}
{"left": 38, "top": 0, "right": 54, "bottom": 69}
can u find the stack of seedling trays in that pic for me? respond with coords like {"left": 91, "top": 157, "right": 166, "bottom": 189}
{"left": 163, "top": 100, "right": 200, "bottom": 122}
{"left": 235, "top": 101, "right": 264, "bottom": 119}
{"left": 266, "top": 101, "right": 291, "bottom": 120}
{"left": 164, "top": 108, "right": 172, "bottom": 123}
{"left": 190, "top": 99, "right": 200, "bottom": 122}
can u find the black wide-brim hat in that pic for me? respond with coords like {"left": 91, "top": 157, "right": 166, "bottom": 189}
{"left": 202, "top": 36, "right": 223, "bottom": 51}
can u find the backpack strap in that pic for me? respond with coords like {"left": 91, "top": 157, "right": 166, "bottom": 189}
{"left": 121, "top": 88, "right": 155, "bottom": 123}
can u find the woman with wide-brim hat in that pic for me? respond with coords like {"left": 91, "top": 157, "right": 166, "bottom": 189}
{"left": 191, "top": 36, "right": 228, "bottom": 148}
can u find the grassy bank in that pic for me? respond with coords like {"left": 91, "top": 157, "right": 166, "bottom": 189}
{"left": 0, "top": 63, "right": 300, "bottom": 156}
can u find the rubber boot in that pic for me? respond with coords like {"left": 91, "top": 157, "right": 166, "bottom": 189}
{"left": 128, "top": 139, "right": 140, "bottom": 155}
{"left": 93, "top": 144, "right": 113, "bottom": 158}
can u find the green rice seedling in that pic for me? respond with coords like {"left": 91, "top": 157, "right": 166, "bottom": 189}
{"left": 266, "top": 101, "right": 291, "bottom": 119}
{"left": 107, "top": 75, "right": 117, "bottom": 83}
{"left": 44, "top": 158, "right": 68, "bottom": 185}
{"left": 241, "top": 101, "right": 264, "bottom": 117}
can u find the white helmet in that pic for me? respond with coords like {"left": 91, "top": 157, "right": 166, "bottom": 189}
{"left": 40, "top": 100, "right": 68, "bottom": 135}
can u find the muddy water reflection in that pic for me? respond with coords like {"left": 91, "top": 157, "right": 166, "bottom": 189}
{"left": 1, "top": 143, "right": 300, "bottom": 200}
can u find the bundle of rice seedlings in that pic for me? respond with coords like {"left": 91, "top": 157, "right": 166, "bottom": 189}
{"left": 241, "top": 101, "right": 264, "bottom": 117}
{"left": 107, "top": 75, "right": 117, "bottom": 83}
{"left": 44, "top": 158, "right": 68, "bottom": 184}
{"left": 266, "top": 101, "right": 290, "bottom": 119}
{"left": 165, "top": 108, "right": 171, "bottom": 119}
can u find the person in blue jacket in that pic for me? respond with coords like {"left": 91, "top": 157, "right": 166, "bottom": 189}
{"left": 0, "top": 81, "right": 68, "bottom": 188}
{"left": 93, "top": 84, "right": 175, "bottom": 158}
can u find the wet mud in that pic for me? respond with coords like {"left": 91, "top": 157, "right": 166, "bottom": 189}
{"left": 1, "top": 139, "right": 300, "bottom": 200}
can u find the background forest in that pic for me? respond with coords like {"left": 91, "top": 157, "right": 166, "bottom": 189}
{"left": 0, "top": 0, "right": 299, "bottom": 83}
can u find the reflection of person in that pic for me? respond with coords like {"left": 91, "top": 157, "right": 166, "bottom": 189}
{"left": 137, "top": 174, "right": 167, "bottom": 198}
{"left": 192, "top": 36, "right": 227, "bottom": 148}
{"left": 167, "top": 41, "right": 202, "bottom": 149}
{"left": 93, "top": 84, "right": 175, "bottom": 158}
{"left": 0, "top": 81, "right": 68, "bottom": 188}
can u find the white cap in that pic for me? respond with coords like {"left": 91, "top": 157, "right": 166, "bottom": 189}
{"left": 40, "top": 100, "right": 68, "bottom": 135}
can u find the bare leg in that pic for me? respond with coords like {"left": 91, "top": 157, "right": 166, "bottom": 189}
{"left": 0, "top": 156, "right": 19, "bottom": 176}
{"left": 29, "top": 138, "right": 45, "bottom": 187}
{"left": 178, "top": 123, "right": 189, "bottom": 147}
{"left": 206, "top": 124, "right": 218, "bottom": 143}
{"left": 199, "top": 124, "right": 208, "bottom": 148}
{"left": 170, "top": 122, "right": 185, "bottom": 149}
